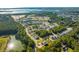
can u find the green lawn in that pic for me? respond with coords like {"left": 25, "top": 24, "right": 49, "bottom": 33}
{"left": 0, "top": 36, "right": 9, "bottom": 52}
{"left": 67, "top": 48, "right": 73, "bottom": 52}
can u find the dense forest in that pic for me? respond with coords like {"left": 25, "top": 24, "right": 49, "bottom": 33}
{"left": 0, "top": 15, "right": 18, "bottom": 36}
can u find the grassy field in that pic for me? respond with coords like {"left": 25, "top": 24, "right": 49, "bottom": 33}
{"left": 0, "top": 36, "right": 9, "bottom": 52}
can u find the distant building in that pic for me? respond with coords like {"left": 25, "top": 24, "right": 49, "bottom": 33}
{"left": 50, "top": 33, "right": 58, "bottom": 40}
{"left": 27, "top": 15, "right": 50, "bottom": 21}
{"left": 60, "top": 27, "right": 73, "bottom": 36}
{"left": 11, "top": 15, "right": 26, "bottom": 21}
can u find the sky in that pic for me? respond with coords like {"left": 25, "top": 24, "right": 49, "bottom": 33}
{"left": 0, "top": 0, "right": 79, "bottom": 8}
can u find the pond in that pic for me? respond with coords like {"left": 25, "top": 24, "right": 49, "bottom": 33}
{"left": 6, "top": 35, "right": 25, "bottom": 52}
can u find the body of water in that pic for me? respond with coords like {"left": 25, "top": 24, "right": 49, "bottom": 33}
{"left": 0, "top": 7, "right": 79, "bottom": 14}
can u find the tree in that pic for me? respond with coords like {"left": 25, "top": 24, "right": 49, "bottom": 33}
{"left": 35, "top": 30, "right": 52, "bottom": 38}
{"left": 0, "top": 15, "right": 18, "bottom": 36}
{"left": 15, "top": 23, "right": 35, "bottom": 52}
